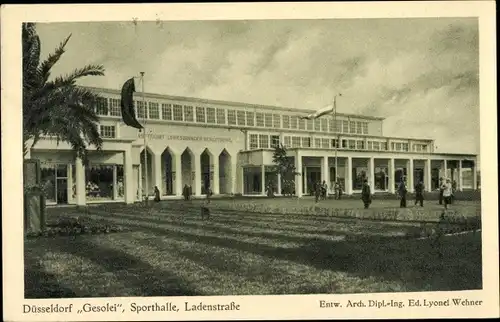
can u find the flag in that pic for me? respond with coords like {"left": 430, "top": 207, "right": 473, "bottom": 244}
{"left": 120, "top": 78, "right": 143, "bottom": 129}
{"left": 300, "top": 104, "right": 335, "bottom": 120}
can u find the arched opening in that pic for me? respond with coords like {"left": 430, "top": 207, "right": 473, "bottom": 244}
{"left": 219, "top": 149, "right": 232, "bottom": 194}
{"left": 161, "top": 147, "right": 175, "bottom": 196}
{"left": 200, "top": 149, "right": 213, "bottom": 194}
{"left": 181, "top": 148, "right": 194, "bottom": 192}
{"left": 140, "top": 148, "right": 153, "bottom": 197}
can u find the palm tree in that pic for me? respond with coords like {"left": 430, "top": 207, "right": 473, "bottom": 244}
{"left": 22, "top": 22, "right": 106, "bottom": 162}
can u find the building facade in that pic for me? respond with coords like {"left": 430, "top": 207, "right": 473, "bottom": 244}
{"left": 26, "top": 86, "right": 479, "bottom": 205}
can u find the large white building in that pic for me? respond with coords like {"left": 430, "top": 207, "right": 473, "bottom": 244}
{"left": 26, "top": 86, "right": 478, "bottom": 205}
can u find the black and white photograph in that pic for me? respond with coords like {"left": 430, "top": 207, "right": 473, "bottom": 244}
{"left": 2, "top": 2, "right": 498, "bottom": 321}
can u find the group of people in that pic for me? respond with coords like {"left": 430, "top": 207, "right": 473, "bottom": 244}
{"left": 311, "top": 180, "right": 344, "bottom": 202}
{"left": 360, "top": 176, "right": 455, "bottom": 210}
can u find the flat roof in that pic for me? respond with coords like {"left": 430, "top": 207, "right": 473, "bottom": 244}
{"left": 81, "top": 85, "right": 386, "bottom": 121}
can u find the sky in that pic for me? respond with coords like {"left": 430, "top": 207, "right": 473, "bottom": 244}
{"left": 35, "top": 18, "right": 480, "bottom": 155}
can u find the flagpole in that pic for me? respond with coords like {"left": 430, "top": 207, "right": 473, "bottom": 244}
{"left": 334, "top": 94, "right": 339, "bottom": 185}
{"left": 141, "top": 71, "right": 148, "bottom": 204}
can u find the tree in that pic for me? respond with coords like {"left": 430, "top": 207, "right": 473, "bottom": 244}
{"left": 272, "top": 144, "right": 300, "bottom": 196}
{"left": 22, "top": 22, "right": 106, "bottom": 162}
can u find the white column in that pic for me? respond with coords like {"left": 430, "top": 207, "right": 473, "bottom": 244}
{"left": 389, "top": 158, "right": 395, "bottom": 194}
{"left": 138, "top": 165, "right": 142, "bottom": 200}
{"left": 152, "top": 152, "right": 162, "bottom": 196}
{"left": 408, "top": 158, "right": 414, "bottom": 193}
{"left": 75, "top": 156, "right": 86, "bottom": 206}
{"left": 472, "top": 162, "right": 478, "bottom": 190}
{"left": 458, "top": 160, "right": 463, "bottom": 191}
{"left": 213, "top": 158, "right": 220, "bottom": 195}
{"left": 277, "top": 173, "right": 282, "bottom": 195}
{"left": 261, "top": 164, "right": 266, "bottom": 195}
{"left": 232, "top": 156, "right": 239, "bottom": 194}
{"left": 425, "top": 159, "right": 432, "bottom": 192}
{"left": 322, "top": 156, "right": 329, "bottom": 184}
{"left": 67, "top": 164, "right": 73, "bottom": 203}
{"left": 303, "top": 166, "right": 308, "bottom": 195}
{"left": 174, "top": 154, "right": 182, "bottom": 196}
{"left": 123, "top": 149, "right": 134, "bottom": 204}
{"left": 194, "top": 152, "right": 201, "bottom": 196}
{"left": 346, "top": 156, "right": 353, "bottom": 195}
{"left": 443, "top": 159, "right": 448, "bottom": 178}
{"left": 112, "top": 165, "right": 118, "bottom": 200}
{"left": 369, "top": 157, "right": 375, "bottom": 191}
{"left": 295, "top": 152, "right": 303, "bottom": 197}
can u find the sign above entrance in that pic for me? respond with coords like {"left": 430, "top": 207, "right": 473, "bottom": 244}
{"left": 138, "top": 133, "right": 233, "bottom": 143}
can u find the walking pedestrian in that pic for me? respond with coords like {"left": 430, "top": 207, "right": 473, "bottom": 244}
{"left": 314, "top": 181, "right": 321, "bottom": 203}
{"left": 398, "top": 177, "right": 408, "bottom": 208}
{"left": 438, "top": 177, "right": 444, "bottom": 205}
{"left": 442, "top": 178, "right": 453, "bottom": 210}
{"left": 414, "top": 180, "right": 424, "bottom": 207}
{"left": 361, "top": 179, "right": 372, "bottom": 209}
{"left": 321, "top": 180, "right": 328, "bottom": 200}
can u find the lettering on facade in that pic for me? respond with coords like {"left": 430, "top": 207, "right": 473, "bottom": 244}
{"left": 138, "top": 133, "right": 232, "bottom": 143}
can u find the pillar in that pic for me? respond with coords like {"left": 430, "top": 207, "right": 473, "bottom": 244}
{"left": 194, "top": 152, "right": 201, "bottom": 196}
{"left": 123, "top": 149, "right": 134, "bottom": 204}
{"left": 75, "top": 156, "right": 86, "bottom": 206}
{"left": 322, "top": 156, "right": 330, "bottom": 186}
{"left": 388, "top": 158, "right": 395, "bottom": 194}
{"left": 67, "top": 164, "right": 73, "bottom": 203}
{"left": 443, "top": 159, "right": 448, "bottom": 178}
{"left": 295, "top": 152, "right": 303, "bottom": 197}
{"left": 277, "top": 173, "right": 282, "bottom": 195}
{"left": 174, "top": 153, "right": 182, "bottom": 196}
{"left": 232, "top": 156, "right": 239, "bottom": 194}
{"left": 346, "top": 156, "right": 353, "bottom": 195}
{"left": 458, "top": 160, "right": 463, "bottom": 191}
{"left": 152, "top": 152, "right": 162, "bottom": 196}
{"left": 261, "top": 164, "right": 266, "bottom": 195}
{"left": 472, "top": 162, "right": 478, "bottom": 190}
{"left": 369, "top": 157, "right": 375, "bottom": 190}
{"left": 112, "top": 165, "right": 118, "bottom": 200}
{"left": 408, "top": 158, "right": 414, "bottom": 193}
{"left": 425, "top": 159, "right": 432, "bottom": 192}
{"left": 213, "top": 159, "right": 220, "bottom": 195}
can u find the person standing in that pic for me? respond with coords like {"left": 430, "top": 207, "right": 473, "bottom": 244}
{"left": 398, "top": 177, "right": 408, "bottom": 208}
{"left": 414, "top": 179, "right": 424, "bottom": 207}
{"left": 442, "top": 178, "right": 453, "bottom": 210}
{"left": 321, "top": 180, "right": 328, "bottom": 200}
{"left": 334, "top": 181, "right": 340, "bottom": 200}
{"left": 153, "top": 186, "right": 161, "bottom": 202}
{"left": 361, "top": 179, "right": 372, "bottom": 209}
{"left": 314, "top": 181, "right": 321, "bottom": 203}
{"left": 438, "top": 177, "right": 444, "bottom": 205}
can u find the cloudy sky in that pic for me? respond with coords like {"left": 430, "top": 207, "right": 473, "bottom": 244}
{"left": 35, "top": 18, "right": 479, "bottom": 154}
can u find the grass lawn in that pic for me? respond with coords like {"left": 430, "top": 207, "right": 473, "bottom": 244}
{"left": 25, "top": 200, "right": 482, "bottom": 298}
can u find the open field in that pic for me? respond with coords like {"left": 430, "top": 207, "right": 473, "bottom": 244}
{"left": 25, "top": 199, "right": 482, "bottom": 298}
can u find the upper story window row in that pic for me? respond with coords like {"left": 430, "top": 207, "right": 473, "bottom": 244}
{"left": 94, "top": 96, "right": 370, "bottom": 134}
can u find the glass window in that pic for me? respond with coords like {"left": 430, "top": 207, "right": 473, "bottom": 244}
{"left": 270, "top": 135, "right": 280, "bottom": 148}
{"left": 249, "top": 134, "right": 258, "bottom": 149}
{"left": 328, "top": 119, "right": 335, "bottom": 132}
{"left": 314, "top": 120, "right": 321, "bottom": 132}
{"left": 96, "top": 97, "right": 108, "bottom": 116}
{"left": 86, "top": 164, "right": 114, "bottom": 201}
{"left": 292, "top": 136, "right": 301, "bottom": 147}
{"left": 321, "top": 119, "right": 328, "bottom": 132}
{"left": 284, "top": 136, "right": 291, "bottom": 147}
{"left": 348, "top": 140, "right": 356, "bottom": 149}
{"left": 259, "top": 134, "right": 269, "bottom": 148}
{"left": 322, "top": 138, "right": 329, "bottom": 148}
{"left": 237, "top": 110, "right": 246, "bottom": 126}
{"left": 349, "top": 121, "right": 356, "bottom": 133}
{"left": 184, "top": 106, "right": 194, "bottom": 122}
{"left": 246, "top": 112, "right": 254, "bottom": 126}
{"left": 290, "top": 116, "right": 298, "bottom": 129}
{"left": 256, "top": 113, "right": 264, "bottom": 127}
{"left": 228, "top": 110, "right": 237, "bottom": 125}
{"left": 335, "top": 120, "right": 342, "bottom": 133}
{"left": 342, "top": 139, "right": 348, "bottom": 148}
{"left": 396, "top": 142, "right": 402, "bottom": 151}
{"left": 40, "top": 164, "right": 56, "bottom": 203}
{"left": 402, "top": 143, "right": 409, "bottom": 151}
{"left": 381, "top": 142, "right": 388, "bottom": 151}
{"left": 195, "top": 106, "right": 205, "bottom": 123}
{"left": 264, "top": 113, "right": 272, "bottom": 127}
{"left": 367, "top": 141, "right": 373, "bottom": 150}
{"left": 206, "top": 107, "right": 216, "bottom": 123}
{"left": 173, "top": 104, "right": 183, "bottom": 121}
{"left": 332, "top": 139, "right": 339, "bottom": 148}
{"left": 356, "top": 140, "right": 365, "bottom": 150}
{"left": 282, "top": 115, "right": 290, "bottom": 129}
{"left": 373, "top": 141, "right": 380, "bottom": 150}
{"left": 362, "top": 122, "right": 368, "bottom": 134}
{"left": 307, "top": 119, "right": 314, "bottom": 131}
{"left": 273, "top": 114, "right": 281, "bottom": 128}
{"left": 315, "top": 138, "right": 321, "bottom": 148}
{"left": 302, "top": 137, "right": 311, "bottom": 147}
{"left": 216, "top": 108, "right": 226, "bottom": 124}
{"left": 109, "top": 98, "right": 121, "bottom": 116}
{"left": 342, "top": 120, "right": 349, "bottom": 133}
{"left": 100, "top": 125, "right": 116, "bottom": 138}
{"left": 298, "top": 118, "right": 306, "bottom": 130}
{"left": 162, "top": 103, "right": 172, "bottom": 120}
{"left": 148, "top": 102, "right": 159, "bottom": 119}
{"left": 136, "top": 100, "right": 146, "bottom": 119}
{"left": 357, "top": 122, "right": 363, "bottom": 134}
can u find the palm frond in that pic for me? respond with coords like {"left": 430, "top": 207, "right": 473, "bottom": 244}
{"left": 36, "top": 33, "right": 72, "bottom": 87}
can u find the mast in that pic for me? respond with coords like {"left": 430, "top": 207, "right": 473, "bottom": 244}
{"left": 141, "top": 71, "right": 148, "bottom": 203}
